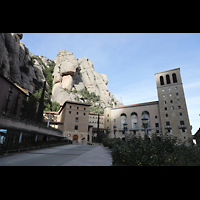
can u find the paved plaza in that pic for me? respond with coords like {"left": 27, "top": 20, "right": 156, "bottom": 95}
{"left": 0, "top": 144, "right": 112, "bottom": 166}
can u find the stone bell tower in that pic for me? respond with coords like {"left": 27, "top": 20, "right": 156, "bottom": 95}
{"left": 155, "top": 68, "right": 192, "bottom": 144}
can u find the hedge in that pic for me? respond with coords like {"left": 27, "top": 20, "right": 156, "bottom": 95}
{"left": 102, "top": 134, "right": 200, "bottom": 166}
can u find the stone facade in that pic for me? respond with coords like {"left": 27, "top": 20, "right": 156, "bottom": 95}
{"left": 89, "top": 112, "right": 104, "bottom": 129}
{"left": 58, "top": 101, "right": 90, "bottom": 144}
{"left": 104, "top": 101, "right": 162, "bottom": 139}
{"left": 105, "top": 68, "right": 193, "bottom": 144}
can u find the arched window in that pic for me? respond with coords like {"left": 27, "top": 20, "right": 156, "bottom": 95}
{"left": 141, "top": 111, "right": 150, "bottom": 128}
{"left": 120, "top": 113, "right": 127, "bottom": 130}
{"left": 130, "top": 112, "right": 138, "bottom": 129}
{"left": 172, "top": 73, "right": 177, "bottom": 83}
{"left": 160, "top": 76, "right": 164, "bottom": 85}
{"left": 166, "top": 74, "right": 171, "bottom": 84}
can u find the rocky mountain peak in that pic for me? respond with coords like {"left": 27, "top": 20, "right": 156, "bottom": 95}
{"left": 52, "top": 50, "right": 120, "bottom": 109}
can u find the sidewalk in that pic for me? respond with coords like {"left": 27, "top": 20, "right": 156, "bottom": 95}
{"left": 60, "top": 145, "right": 112, "bottom": 166}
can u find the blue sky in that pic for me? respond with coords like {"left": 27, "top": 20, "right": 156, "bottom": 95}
{"left": 22, "top": 33, "right": 200, "bottom": 134}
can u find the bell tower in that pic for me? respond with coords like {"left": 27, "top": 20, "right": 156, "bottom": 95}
{"left": 155, "top": 68, "right": 192, "bottom": 144}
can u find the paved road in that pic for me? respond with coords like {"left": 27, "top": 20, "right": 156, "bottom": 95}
{"left": 0, "top": 144, "right": 112, "bottom": 166}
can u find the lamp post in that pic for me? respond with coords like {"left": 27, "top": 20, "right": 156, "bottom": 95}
{"left": 113, "top": 125, "right": 117, "bottom": 138}
{"left": 123, "top": 122, "right": 128, "bottom": 142}
{"left": 142, "top": 115, "right": 149, "bottom": 136}
{"left": 107, "top": 128, "right": 111, "bottom": 138}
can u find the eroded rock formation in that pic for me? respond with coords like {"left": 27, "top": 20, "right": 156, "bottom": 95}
{"left": 0, "top": 33, "right": 46, "bottom": 93}
{"left": 52, "top": 50, "right": 120, "bottom": 108}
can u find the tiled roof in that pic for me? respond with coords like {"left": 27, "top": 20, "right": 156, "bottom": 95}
{"left": 113, "top": 101, "right": 159, "bottom": 109}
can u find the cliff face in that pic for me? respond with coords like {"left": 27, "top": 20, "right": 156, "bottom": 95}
{"left": 0, "top": 33, "right": 47, "bottom": 93}
{"left": 52, "top": 50, "right": 120, "bottom": 108}
{"left": 0, "top": 34, "right": 120, "bottom": 110}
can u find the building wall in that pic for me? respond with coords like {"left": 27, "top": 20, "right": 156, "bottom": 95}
{"left": 155, "top": 68, "right": 192, "bottom": 144}
{"left": 89, "top": 113, "right": 104, "bottom": 129}
{"left": 106, "top": 102, "right": 162, "bottom": 139}
{"left": 0, "top": 74, "right": 28, "bottom": 117}
{"left": 59, "top": 101, "right": 90, "bottom": 143}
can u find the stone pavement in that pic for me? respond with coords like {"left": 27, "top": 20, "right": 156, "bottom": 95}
{"left": 61, "top": 145, "right": 112, "bottom": 166}
{"left": 0, "top": 144, "right": 112, "bottom": 166}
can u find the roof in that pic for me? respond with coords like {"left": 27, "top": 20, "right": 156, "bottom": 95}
{"left": 89, "top": 112, "right": 104, "bottom": 116}
{"left": 112, "top": 101, "right": 159, "bottom": 110}
{"left": 15, "top": 84, "right": 29, "bottom": 95}
{"left": 154, "top": 68, "right": 180, "bottom": 75}
{"left": 0, "top": 73, "right": 29, "bottom": 96}
{"left": 58, "top": 100, "right": 90, "bottom": 114}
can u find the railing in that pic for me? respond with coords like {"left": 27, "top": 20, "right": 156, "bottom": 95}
{"left": 0, "top": 111, "right": 61, "bottom": 133}
{"left": 1, "top": 142, "right": 71, "bottom": 155}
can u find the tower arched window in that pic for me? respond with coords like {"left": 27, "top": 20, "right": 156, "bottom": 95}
{"left": 160, "top": 76, "right": 164, "bottom": 85}
{"left": 172, "top": 73, "right": 177, "bottom": 83}
{"left": 166, "top": 74, "right": 171, "bottom": 84}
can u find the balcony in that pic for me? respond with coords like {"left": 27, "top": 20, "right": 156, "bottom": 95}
{"left": 165, "top": 125, "right": 172, "bottom": 129}
{"left": 179, "top": 125, "right": 187, "bottom": 129}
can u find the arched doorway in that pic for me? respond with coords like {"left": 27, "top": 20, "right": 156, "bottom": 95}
{"left": 73, "top": 135, "right": 78, "bottom": 144}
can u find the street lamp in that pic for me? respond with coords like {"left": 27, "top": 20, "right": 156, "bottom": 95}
{"left": 123, "top": 122, "right": 128, "bottom": 142}
{"left": 142, "top": 115, "right": 149, "bottom": 136}
{"left": 107, "top": 128, "right": 111, "bottom": 138}
{"left": 113, "top": 125, "right": 117, "bottom": 138}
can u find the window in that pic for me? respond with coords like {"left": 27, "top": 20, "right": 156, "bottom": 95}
{"left": 170, "top": 100, "right": 173, "bottom": 103}
{"left": 176, "top": 93, "right": 179, "bottom": 96}
{"left": 175, "top": 86, "right": 178, "bottom": 90}
{"left": 84, "top": 107, "right": 86, "bottom": 110}
{"left": 160, "top": 76, "right": 164, "bottom": 85}
{"left": 178, "top": 106, "right": 181, "bottom": 109}
{"left": 177, "top": 99, "right": 180, "bottom": 103}
{"left": 164, "top": 101, "right": 166, "bottom": 104}
{"left": 180, "top": 121, "right": 185, "bottom": 125}
{"left": 77, "top": 112, "right": 79, "bottom": 115}
{"left": 114, "top": 119, "right": 116, "bottom": 122}
{"left": 77, "top": 107, "right": 79, "bottom": 109}
{"left": 75, "top": 125, "right": 78, "bottom": 130}
{"left": 165, "top": 107, "right": 167, "bottom": 110}
{"left": 166, "top": 74, "right": 171, "bottom": 84}
{"left": 171, "top": 106, "right": 174, "bottom": 110}
{"left": 166, "top": 121, "right": 170, "bottom": 126}
{"left": 75, "top": 117, "right": 79, "bottom": 122}
{"left": 69, "top": 111, "right": 71, "bottom": 114}
{"left": 163, "top": 94, "right": 166, "bottom": 98}
{"left": 155, "top": 123, "right": 159, "bottom": 127}
{"left": 120, "top": 113, "right": 127, "bottom": 130}
{"left": 141, "top": 111, "right": 150, "bottom": 128}
{"left": 168, "top": 88, "right": 171, "bottom": 91}
{"left": 83, "top": 113, "right": 86, "bottom": 116}
{"left": 169, "top": 94, "right": 172, "bottom": 97}
{"left": 155, "top": 115, "right": 157, "bottom": 119}
{"left": 166, "top": 114, "right": 168, "bottom": 117}
{"left": 131, "top": 112, "right": 138, "bottom": 129}
{"left": 162, "top": 89, "right": 165, "bottom": 92}
{"left": 172, "top": 73, "right": 177, "bottom": 83}
{"left": 179, "top": 113, "right": 182, "bottom": 116}
{"left": 70, "top": 106, "right": 72, "bottom": 109}
{"left": 107, "top": 114, "right": 109, "bottom": 117}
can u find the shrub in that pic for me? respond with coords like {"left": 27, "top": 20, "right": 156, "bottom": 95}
{"left": 102, "top": 137, "right": 123, "bottom": 149}
{"left": 110, "top": 133, "right": 200, "bottom": 166}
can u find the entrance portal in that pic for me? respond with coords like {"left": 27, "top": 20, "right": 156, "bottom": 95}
{"left": 73, "top": 135, "right": 78, "bottom": 144}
